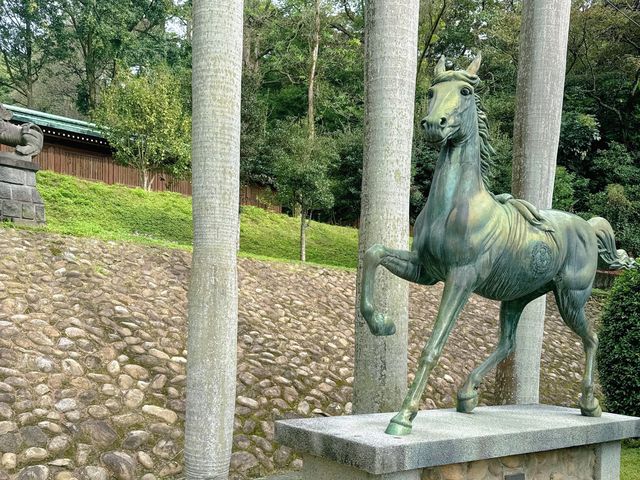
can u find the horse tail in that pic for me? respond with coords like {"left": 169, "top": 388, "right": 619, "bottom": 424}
{"left": 588, "top": 217, "right": 637, "bottom": 270}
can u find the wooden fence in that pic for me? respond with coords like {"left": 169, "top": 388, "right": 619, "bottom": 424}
{"left": 1, "top": 143, "right": 193, "bottom": 195}
{"left": 0, "top": 142, "right": 281, "bottom": 212}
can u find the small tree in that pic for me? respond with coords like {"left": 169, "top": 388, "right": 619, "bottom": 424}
{"left": 272, "top": 121, "right": 335, "bottom": 262}
{"left": 93, "top": 67, "right": 191, "bottom": 190}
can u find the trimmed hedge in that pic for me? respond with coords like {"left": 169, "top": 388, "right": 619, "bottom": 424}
{"left": 597, "top": 269, "right": 640, "bottom": 417}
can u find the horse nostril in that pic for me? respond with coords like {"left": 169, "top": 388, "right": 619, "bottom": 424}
{"left": 439, "top": 117, "right": 447, "bottom": 127}
{"left": 421, "top": 118, "right": 428, "bottom": 128}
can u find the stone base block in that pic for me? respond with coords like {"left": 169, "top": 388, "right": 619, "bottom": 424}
{"left": 0, "top": 154, "right": 45, "bottom": 225}
{"left": 420, "top": 444, "right": 598, "bottom": 480}
{"left": 303, "top": 455, "right": 420, "bottom": 480}
{"left": 258, "top": 473, "right": 302, "bottom": 480}
{"left": 302, "top": 445, "right": 605, "bottom": 480}
{"left": 276, "top": 405, "right": 640, "bottom": 480}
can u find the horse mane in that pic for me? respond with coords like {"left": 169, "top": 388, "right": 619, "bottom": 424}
{"left": 432, "top": 70, "right": 496, "bottom": 188}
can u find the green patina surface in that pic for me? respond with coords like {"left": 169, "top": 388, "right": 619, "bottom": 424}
{"left": 360, "top": 54, "right": 637, "bottom": 436}
{"left": 4, "top": 104, "right": 104, "bottom": 138}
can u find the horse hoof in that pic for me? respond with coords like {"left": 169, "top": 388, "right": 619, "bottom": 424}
{"left": 385, "top": 420, "right": 412, "bottom": 436}
{"left": 371, "top": 312, "right": 396, "bottom": 336}
{"left": 456, "top": 392, "right": 478, "bottom": 414}
{"left": 580, "top": 398, "right": 602, "bottom": 417}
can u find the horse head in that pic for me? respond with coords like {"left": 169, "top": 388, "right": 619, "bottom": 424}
{"left": 421, "top": 53, "right": 482, "bottom": 145}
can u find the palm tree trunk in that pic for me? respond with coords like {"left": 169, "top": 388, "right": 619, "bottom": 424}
{"left": 184, "top": 0, "right": 243, "bottom": 478}
{"left": 353, "top": 0, "right": 419, "bottom": 414}
{"left": 300, "top": 208, "right": 307, "bottom": 262}
{"left": 495, "top": 0, "right": 571, "bottom": 405}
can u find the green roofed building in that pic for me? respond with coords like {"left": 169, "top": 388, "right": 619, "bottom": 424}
{"left": 0, "top": 104, "right": 192, "bottom": 195}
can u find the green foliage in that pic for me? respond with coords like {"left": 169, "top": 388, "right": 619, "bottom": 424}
{"left": 93, "top": 67, "right": 191, "bottom": 189}
{"left": 558, "top": 112, "right": 600, "bottom": 173}
{"left": 590, "top": 142, "right": 640, "bottom": 192}
{"left": 597, "top": 269, "right": 640, "bottom": 417}
{"left": 271, "top": 121, "right": 336, "bottom": 215}
{"left": 327, "top": 127, "right": 363, "bottom": 225}
{"left": 411, "top": 136, "right": 438, "bottom": 222}
{"left": 33, "top": 171, "right": 359, "bottom": 268}
{"left": 0, "top": 63, "right": 11, "bottom": 102}
{"left": 485, "top": 128, "right": 513, "bottom": 195}
{"left": 552, "top": 167, "right": 578, "bottom": 212}
{"left": 589, "top": 184, "right": 640, "bottom": 256}
{"left": 0, "top": 0, "right": 58, "bottom": 106}
{"left": 51, "top": 0, "right": 176, "bottom": 112}
{"left": 240, "top": 72, "right": 271, "bottom": 186}
{"left": 0, "top": 0, "right": 637, "bottom": 241}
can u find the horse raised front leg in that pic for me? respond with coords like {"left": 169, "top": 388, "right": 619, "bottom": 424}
{"left": 360, "top": 244, "right": 434, "bottom": 337}
{"left": 386, "top": 267, "right": 476, "bottom": 435}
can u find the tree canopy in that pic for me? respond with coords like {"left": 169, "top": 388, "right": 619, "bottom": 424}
{"left": 93, "top": 67, "right": 191, "bottom": 190}
{"left": 0, "top": 0, "right": 637, "bottom": 254}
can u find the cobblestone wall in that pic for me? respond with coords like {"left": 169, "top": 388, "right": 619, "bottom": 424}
{"left": 421, "top": 446, "right": 596, "bottom": 480}
{"left": 0, "top": 229, "right": 600, "bottom": 479}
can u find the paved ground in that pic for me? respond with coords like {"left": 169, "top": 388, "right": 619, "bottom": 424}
{"left": 0, "top": 228, "right": 602, "bottom": 479}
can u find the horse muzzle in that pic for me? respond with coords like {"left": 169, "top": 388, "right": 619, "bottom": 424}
{"left": 421, "top": 116, "right": 454, "bottom": 143}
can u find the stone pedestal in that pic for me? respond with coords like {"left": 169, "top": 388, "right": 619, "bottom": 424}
{"left": 0, "top": 154, "right": 45, "bottom": 225}
{"left": 275, "top": 405, "right": 639, "bottom": 480}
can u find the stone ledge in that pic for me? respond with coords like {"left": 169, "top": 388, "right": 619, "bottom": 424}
{"left": 258, "top": 473, "right": 302, "bottom": 480}
{"left": 275, "top": 404, "right": 640, "bottom": 475}
{"left": 0, "top": 153, "right": 40, "bottom": 171}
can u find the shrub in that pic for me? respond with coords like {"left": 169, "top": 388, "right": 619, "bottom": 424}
{"left": 589, "top": 184, "right": 640, "bottom": 257}
{"left": 597, "top": 269, "right": 640, "bottom": 417}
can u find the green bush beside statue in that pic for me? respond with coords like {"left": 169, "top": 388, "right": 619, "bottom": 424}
{"left": 597, "top": 269, "right": 640, "bottom": 418}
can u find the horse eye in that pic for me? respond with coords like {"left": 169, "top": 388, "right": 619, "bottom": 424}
{"left": 461, "top": 87, "right": 472, "bottom": 96}
{"left": 427, "top": 90, "right": 434, "bottom": 99}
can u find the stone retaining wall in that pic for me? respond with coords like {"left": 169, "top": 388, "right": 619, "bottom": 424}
{"left": 0, "top": 156, "right": 45, "bottom": 225}
{"left": 421, "top": 447, "right": 596, "bottom": 480}
{"left": 0, "top": 229, "right": 601, "bottom": 479}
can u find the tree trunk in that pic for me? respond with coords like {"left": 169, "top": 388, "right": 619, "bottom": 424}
{"left": 300, "top": 208, "right": 307, "bottom": 262}
{"left": 25, "top": 15, "right": 34, "bottom": 109}
{"left": 307, "top": 0, "right": 321, "bottom": 139}
{"left": 25, "top": 81, "right": 34, "bottom": 109}
{"left": 184, "top": 0, "right": 243, "bottom": 478}
{"left": 495, "top": 0, "right": 571, "bottom": 405}
{"left": 353, "top": 0, "right": 419, "bottom": 414}
{"left": 142, "top": 169, "right": 150, "bottom": 191}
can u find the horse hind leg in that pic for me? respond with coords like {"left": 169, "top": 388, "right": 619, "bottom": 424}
{"left": 554, "top": 286, "right": 602, "bottom": 417}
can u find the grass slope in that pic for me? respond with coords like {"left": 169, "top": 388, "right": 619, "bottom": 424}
{"left": 33, "top": 171, "right": 358, "bottom": 268}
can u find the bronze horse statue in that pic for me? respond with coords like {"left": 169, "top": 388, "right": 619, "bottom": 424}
{"left": 360, "top": 54, "right": 636, "bottom": 436}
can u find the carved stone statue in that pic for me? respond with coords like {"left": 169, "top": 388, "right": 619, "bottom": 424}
{"left": 0, "top": 104, "right": 43, "bottom": 160}
{"left": 360, "top": 54, "right": 637, "bottom": 436}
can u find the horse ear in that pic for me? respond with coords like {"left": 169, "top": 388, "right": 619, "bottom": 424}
{"left": 435, "top": 55, "right": 446, "bottom": 75}
{"left": 466, "top": 52, "right": 482, "bottom": 75}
